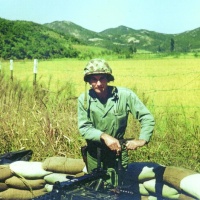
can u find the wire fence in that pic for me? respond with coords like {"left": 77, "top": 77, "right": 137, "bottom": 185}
{"left": 0, "top": 59, "right": 199, "bottom": 111}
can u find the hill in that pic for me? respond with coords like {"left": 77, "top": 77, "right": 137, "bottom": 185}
{"left": 1, "top": 17, "right": 200, "bottom": 60}
{"left": 0, "top": 18, "right": 80, "bottom": 59}
{"left": 44, "top": 21, "right": 101, "bottom": 43}
{"left": 45, "top": 21, "right": 200, "bottom": 53}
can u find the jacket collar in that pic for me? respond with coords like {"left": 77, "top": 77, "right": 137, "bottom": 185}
{"left": 88, "top": 86, "right": 119, "bottom": 116}
{"left": 89, "top": 86, "right": 118, "bottom": 101}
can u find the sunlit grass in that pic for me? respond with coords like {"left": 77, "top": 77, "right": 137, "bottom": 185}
{"left": 2, "top": 58, "right": 200, "bottom": 107}
{"left": 2, "top": 58, "right": 199, "bottom": 120}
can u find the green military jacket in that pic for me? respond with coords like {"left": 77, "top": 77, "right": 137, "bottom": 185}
{"left": 78, "top": 86, "right": 155, "bottom": 171}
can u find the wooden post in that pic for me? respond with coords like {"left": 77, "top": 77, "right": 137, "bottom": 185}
{"left": 33, "top": 59, "right": 38, "bottom": 85}
{"left": 10, "top": 59, "right": 13, "bottom": 81}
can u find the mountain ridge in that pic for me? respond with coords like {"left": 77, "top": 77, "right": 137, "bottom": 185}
{"left": 44, "top": 20, "right": 200, "bottom": 53}
{"left": 1, "top": 17, "right": 200, "bottom": 60}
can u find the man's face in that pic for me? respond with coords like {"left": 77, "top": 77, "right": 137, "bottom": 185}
{"left": 89, "top": 74, "right": 108, "bottom": 95}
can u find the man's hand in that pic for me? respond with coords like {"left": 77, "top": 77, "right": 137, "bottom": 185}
{"left": 126, "top": 139, "right": 147, "bottom": 150}
{"left": 100, "top": 133, "right": 121, "bottom": 154}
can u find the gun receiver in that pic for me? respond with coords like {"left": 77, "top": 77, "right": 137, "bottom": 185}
{"left": 119, "top": 138, "right": 134, "bottom": 146}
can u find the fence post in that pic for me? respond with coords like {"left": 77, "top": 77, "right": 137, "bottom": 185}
{"left": 10, "top": 59, "right": 13, "bottom": 81}
{"left": 33, "top": 59, "right": 38, "bottom": 85}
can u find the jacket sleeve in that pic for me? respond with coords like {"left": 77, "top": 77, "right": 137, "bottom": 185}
{"left": 77, "top": 94, "right": 102, "bottom": 142}
{"left": 128, "top": 90, "right": 155, "bottom": 142}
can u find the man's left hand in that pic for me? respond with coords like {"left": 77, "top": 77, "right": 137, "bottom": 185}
{"left": 125, "top": 139, "right": 147, "bottom": 150}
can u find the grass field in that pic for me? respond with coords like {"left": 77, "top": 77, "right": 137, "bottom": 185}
{"left": 1, "top": 58, "right": 199, "bottom": 108}
{"left": 0, "top": 57, "right": 199, "bottom": 171}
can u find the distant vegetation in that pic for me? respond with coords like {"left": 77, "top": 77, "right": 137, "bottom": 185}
{"left": 0, "top": 18, "right": 80, "bottom": 60}
{"left": 44, "top": 21, "right": 200, "bottom": 54}
{"left": 1, "top": 18, "right": 200, "bottom": 60}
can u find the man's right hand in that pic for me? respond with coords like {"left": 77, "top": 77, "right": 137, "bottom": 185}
{"left": 100, "top": 133, "right": 121, "bottom": 153}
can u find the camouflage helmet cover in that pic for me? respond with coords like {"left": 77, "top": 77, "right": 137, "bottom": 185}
{"left": 84, "top": 58, "right": 114, "bottom": 82}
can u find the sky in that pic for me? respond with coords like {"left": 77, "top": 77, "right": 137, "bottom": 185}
{"left": 0, "top": 0, "right": 200, "bottom": 34}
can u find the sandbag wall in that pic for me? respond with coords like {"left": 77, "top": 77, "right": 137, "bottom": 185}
{"left": 0, "top": 157, "right": 85, "bottom": 200}
{"left": 0, "top": 158, "right": 200, "bottom": 200}
{"left": 123, "top": 162, "right": 200, "bottom": 200}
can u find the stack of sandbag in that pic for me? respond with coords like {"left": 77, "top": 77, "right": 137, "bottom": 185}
{"left": 0, "top": 157, "right": 86, "bottom": 200}
{"left": 124, "top": 162, "right": 200, "bottom": 200}
{"left": 1, "top": 158, "right": 200, "bottom": 200}
{"left": 0, "top": 162, "right": 51, "bottom": 199}
{"left": 42, "top": 157, "right": 86, "bottom": 185}
{"left": 163, "top": 166, "right": 200, "bottom": 200}
{"left": 0, "top": 165, "right": 11, "bottom": 193}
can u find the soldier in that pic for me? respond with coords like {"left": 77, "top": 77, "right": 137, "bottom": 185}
{"left": 78, "top": 58, "right": 155, "bottom": 186}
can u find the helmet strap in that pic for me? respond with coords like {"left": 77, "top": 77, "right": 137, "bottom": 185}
{"left": 84, "top": 82, "right": 87, "bottom": 110}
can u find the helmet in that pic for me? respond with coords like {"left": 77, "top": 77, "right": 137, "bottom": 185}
{"left": 84, "top": 59, "right": 114, "bottom": 82}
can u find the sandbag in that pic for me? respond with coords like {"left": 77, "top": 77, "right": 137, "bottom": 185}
{"left": 131, "top": 183, "right": 150, "bottom": 196}
{"left": 42, "top": 157, "right": 85, "bottom": 174}
{"left": 0, "top": 182, "right": 8, "bottom": 192}
{"left": 143, "top": 179, "right": 180, "bottom": 199}
{"left": 180, "top": 174, "right": 200, "bottom": 199}
{"left": 0, "top": 165, "right": 13, "bottom": 181}
{"left": 44, "top": 173, "right": 70, "bottom": 184}
{"left": 10, "top": 161, "right": 52, "bottom": 179}
{"left": 178, "top": 193, "right": 197, "bottom": 200}
{"left": 5, "top": 176, "right": 46, "bottom": 190}
{"left": 44, "top": 184, "right": 53, "bottom": 192}
{"left": 0, "top": 188, "right": 48, "bottom": 200}
{"left": 123, "top": 162, "right": 165, "bottom": 185}
{"left": 163, "top": 166, "right": 198, "bottom": 190}
{"left": 146, "top": 197, "right": 157, "bottom": 200}
{"left": 138, "top": 183, "right": 150, "bottom": 196}
{"left": 75, "top": 172, "right": 86, "bottom": 177}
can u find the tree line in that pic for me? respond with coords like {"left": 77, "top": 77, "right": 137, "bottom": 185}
{"left": 0, "top": 18, "right": 80, "bottom": 60}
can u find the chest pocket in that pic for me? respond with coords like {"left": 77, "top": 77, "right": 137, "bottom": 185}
{"left": 112, "top": 99, "right": 129, "bottom": 133}
{"left": 114, "top": 111, "right": 128, "bottom": 131}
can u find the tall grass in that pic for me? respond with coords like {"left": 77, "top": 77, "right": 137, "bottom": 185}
{"left": 123, "top": 86, "right": 200, "bottom": 172}
{"left": 0, "top": 58, "right": 199, "bottom": 172}
{"left": 0, "top": 72, "right": 85, "bottom": 161}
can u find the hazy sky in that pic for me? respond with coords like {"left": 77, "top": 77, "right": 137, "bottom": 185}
{"left": 0, "top": 0, "right": 200, "bottom": 34}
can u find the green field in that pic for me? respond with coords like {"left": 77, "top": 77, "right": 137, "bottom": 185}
{"left": 0, "top": 58, "right": 199, "bottom": 172}
{"left": 1, "top": 58, "right": 199, "bottom": 110}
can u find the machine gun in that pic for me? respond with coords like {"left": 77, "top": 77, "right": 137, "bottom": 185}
{"left": 32, "top": 138, "right": 135, "bottom": 200}
{"left": 32, "top": 168, "right": 118, "bottom": 200}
